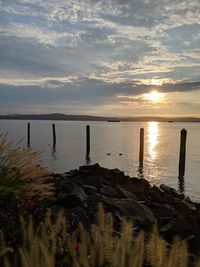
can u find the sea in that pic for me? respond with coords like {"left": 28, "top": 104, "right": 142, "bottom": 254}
{"left": 0, "top": 120, "right": 200, "bottom": 201}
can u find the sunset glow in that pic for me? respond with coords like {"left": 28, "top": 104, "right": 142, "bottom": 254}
{"left": 143, "top": 91, "right": 165, "bottom": 103}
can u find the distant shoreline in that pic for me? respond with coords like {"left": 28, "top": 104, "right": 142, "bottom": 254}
{"left": 0, "top": 113, "right": 200, "bottom": 122}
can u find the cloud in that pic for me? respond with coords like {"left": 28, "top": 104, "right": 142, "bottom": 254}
{"left": 0, "top": 0, "right": 200, "bottom": 116}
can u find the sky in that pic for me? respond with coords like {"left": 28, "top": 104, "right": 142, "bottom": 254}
{"left": 0, "top": 0, "right": 200, "bottom": 117}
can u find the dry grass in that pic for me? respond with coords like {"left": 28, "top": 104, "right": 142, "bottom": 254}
{"left": 1, "top": 204, "right": 200, "bottom": 267}
{"left": 0, "top": 132, "right": 53, "bottom": 197}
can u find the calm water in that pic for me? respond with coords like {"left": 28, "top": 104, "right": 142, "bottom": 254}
{"left": 0, "top": 120, "right": 200, "bottom": 200}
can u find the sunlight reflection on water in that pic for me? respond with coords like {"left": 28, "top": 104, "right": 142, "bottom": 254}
{"left": 148, "top": 122, "right": 159, "bottom": 161}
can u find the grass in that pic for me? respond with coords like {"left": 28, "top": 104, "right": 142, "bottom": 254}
{"left": 1, "top": 204, "right": 200, "bottom": 267}
{"left": 0, "top": 132, "right": 52, "bottom": 198}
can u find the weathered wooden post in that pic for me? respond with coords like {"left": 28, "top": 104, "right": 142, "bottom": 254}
{"left": 27, "top": 122, "right": 30, "bottom": 147}
{"left": 52, "top": 123, "right": 56, "bottom": 146}
{"left": 139, "top": 127, "right": 144, "bottom": 166}
{"left": 86, "top": 125, "right": 90, "bottom": 157}
{"left": 178, "top": 128, "right": 187, "bottom": 178}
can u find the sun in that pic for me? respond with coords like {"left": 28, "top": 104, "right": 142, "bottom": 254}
{"left": 143, "top": 90, "right": 165, "bottom": 102}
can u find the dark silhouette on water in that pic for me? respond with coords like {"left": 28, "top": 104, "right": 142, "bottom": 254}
{"left": 137, "top": 163, "right": 144, "bottom": 179}
{"left": 52, "top": 145, "right": 57, "bottom": 160}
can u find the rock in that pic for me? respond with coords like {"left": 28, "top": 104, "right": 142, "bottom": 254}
{"left": 173, "top": 197, "right": 195, "bottom": 216}
{"left": 160, "top": 216, "right": 200, "bottom": 252}
{"left": 102, "top": 198, "right": 157, "bottom": 230}
{"left": 121, "top": 178, "right": 151, "bottom": 200}
{"left": 116, "top": 185, "right": 138, "bottom": 199}
{"left": 100, "top": 186, "right": 119, "bottom": 198}
{"left": 182, "top": 200, "right": 197, "bottom": 211}
{"left": 82, "top": 185, "right": 98, "bottom": 195}
{"left": 79, "top": 163, "right": 102, "bottom": 172}
{"left": 160, "top": 184, "right": 184, "bottom": 200}
{"left": 55, "top": 193, "right": 86, "bottom": 209}
{"left": 149, "top": 203, "right": 179, "bottom": 219}
{"left": 111, "top": 169, "right": 129, "bottom": 184}
{"left": 55, "top": 180, "right": 88, "bottom": 202}
{"left": 75, "top": 175, "right": 103, "bottom": 188}
{"left": 149, "top": 185, "right": 174, "bottom": 204}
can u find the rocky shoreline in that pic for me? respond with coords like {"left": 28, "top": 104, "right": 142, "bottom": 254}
{"left": 43, "top": 163, "right": 200, "bottom": 255}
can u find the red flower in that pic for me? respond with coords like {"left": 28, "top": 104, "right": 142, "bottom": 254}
{"left": 26, "top": 199, "right": 38, "bottom": 210}
{"left": 74, "top": 242, "right": 81, "bottom": 249}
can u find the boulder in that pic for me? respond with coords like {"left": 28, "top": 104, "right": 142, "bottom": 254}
{"left": 102, "top": 198, "right": 157, "bottom": 230}
{"left": 116, "top": 185, "right": 138, "bottom": 199}
{"left": 120, "top": 178, "right": 151, "bottom": 199}
{"left": 160, "top": 184, "right": 184, "bottom": 200}
{"left": 55, "top": 193, "right": 86, "bottom": 209}
{"left": 82, "top": 185, "right": 98, "bottom": 195}
{"left": 100, "top": 186, "right": 120, "bottom": 198}
{"left": 160, "top": 216, "right": 200, "bottom": 252}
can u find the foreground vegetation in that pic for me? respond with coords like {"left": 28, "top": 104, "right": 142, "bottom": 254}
{"left": 1, "top": 204, "right": 200, "bottom": 267}
{"left": 1, "top": 132, "right": 200, "bottom": 267}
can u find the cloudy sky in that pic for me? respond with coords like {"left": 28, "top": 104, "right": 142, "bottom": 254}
{"left": 0, "top": 0, "right": 200, "bottom": 117}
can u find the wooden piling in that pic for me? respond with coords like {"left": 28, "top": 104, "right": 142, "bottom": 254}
{"left": 27, "top": 122, "right": 30, "bottom": 147}
{"left": 139, "top": 127, "right": 144, "bottom": 166}
{"left": 52, "top": 123, "right": 56, "bottom": 146}
{"left": 178, "top": 128, "right": 187, "bottom": 178}
{"left": 86, "top": 125, "right": 90, "bottom": 156}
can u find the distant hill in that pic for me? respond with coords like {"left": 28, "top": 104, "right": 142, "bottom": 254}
{"left": 0, "top": 113, "right": 200, "bottom": 122}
